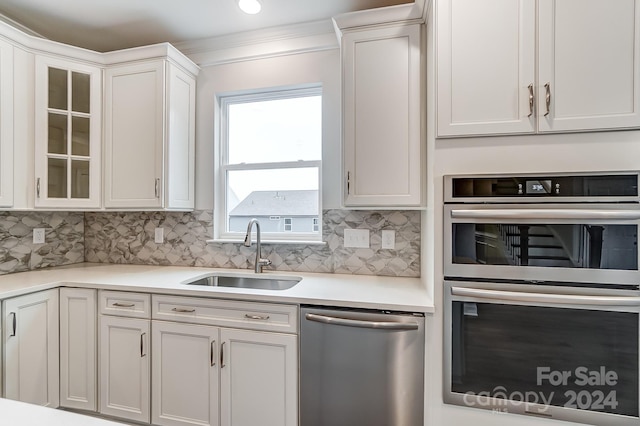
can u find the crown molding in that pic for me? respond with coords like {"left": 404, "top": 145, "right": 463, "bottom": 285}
{"left": 333, "top": 0, "right": 429, "bottom": 35}
{"left": 174, "top": 20, "right": 338, "bottom": 67}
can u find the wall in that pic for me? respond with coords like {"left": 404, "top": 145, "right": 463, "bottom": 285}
{"left": 0, "top": 211, "right": 84, "bottom": 274}
{"left": 84, "top": 209, "right": 421, "bottom": 277}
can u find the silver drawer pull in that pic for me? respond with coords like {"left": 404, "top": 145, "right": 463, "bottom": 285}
{"left": 113, "top": 302, "right": 135, "bottom": 308}
{"left": 245, "top": 313, "right": 270, "bottom": 320}
{"left": 172, "top": 307, "right": 196, "bottom": 313}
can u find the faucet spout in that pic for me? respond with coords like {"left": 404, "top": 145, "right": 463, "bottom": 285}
{"left": 244, "top": 219, "right": 271, "bottom": 273}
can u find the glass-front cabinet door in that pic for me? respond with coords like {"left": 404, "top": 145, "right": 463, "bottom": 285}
{"left": 35, "top": 56, "right": 101, "bottom": 208}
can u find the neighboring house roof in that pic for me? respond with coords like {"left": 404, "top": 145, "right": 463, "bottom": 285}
{"left": 229, "top": 190, "right": 318, "bottom": 216}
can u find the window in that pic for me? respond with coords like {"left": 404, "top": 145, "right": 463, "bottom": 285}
{"left": 217, "top": 86, "right": 322, "bottom": 241}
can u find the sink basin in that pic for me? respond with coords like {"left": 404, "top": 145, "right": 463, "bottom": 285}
{"left": 183, "top": 274, "right": 301, "bottom": 290}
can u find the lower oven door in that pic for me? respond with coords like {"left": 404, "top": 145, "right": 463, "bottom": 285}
{"left": 444, "top": 204, "right": 640, "bottom": 286}
{"left": 444, "top": 281, "right": 640, "bottom": 426}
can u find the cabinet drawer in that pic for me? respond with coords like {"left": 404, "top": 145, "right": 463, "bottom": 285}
{"left": 152, "top": 295, "right": 298, "bottom": 333}
{"left": 99, "top": 290, "right": 150, "bottom": 318}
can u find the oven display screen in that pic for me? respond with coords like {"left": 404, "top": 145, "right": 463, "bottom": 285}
{"left": 526, "top": 180, "right": 552, "bottom": 194}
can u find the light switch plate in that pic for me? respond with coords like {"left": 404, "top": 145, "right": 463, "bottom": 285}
{"left": 33, "top": 228, "right": 45, "bottom": 244}
{"left": 154, "top": 228, "right": 164, "bottom": 244}
{"left": 344, "top": 229, "right": 370, "bottom": 248}
{"left": 381, "top": 230, "right": 395, "bottom": 249}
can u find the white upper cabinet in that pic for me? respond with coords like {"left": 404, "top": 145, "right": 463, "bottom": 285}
{"left": 104, "top": 58, "right": 196, "bottom": 210}
{"left": 34, "top": 55, "right": 102, "bottom": 208}
{"left": 537, "top": 0, "right": 640, "bottom": 132}
{"left": 436, "top": 0, "right": 536, "bottom": 136}
{"left": 341, "top": 23, "right": 424, "bottom": 207}
{"left": 0, "top": 38, "right": 13, "bottom": 208}
{"left": 437, "top": 0, "right": 640, "bottom": 137}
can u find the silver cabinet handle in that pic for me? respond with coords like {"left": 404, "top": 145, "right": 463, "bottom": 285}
{"left": 36, "top": 178, "right": 41, "bottom": 198}
{"left": 155, "top": 178, "right": 160, "bottom": 198}
{"left": 172, "top": 307, "right": 196, "bottom": 313}
{"left": 527, "top": 83, "right": 534, "bottom": 117}
{"left": 9, "top": 312, "right": 16, "bottom": 337}
{"left": 346, "top": 171, "right": 350, "bottom": 195}
{"left": 244, "top": 314, "right": 270, "bottom": 320}
{"left": 451, "top": 286, "right": 640, "bottom": 307}
{"left": 450, "top": 208, "right": 640, "bottom": 221}
{"left": 544, "top": 82, "right": 551, "bottom": 116}
{"left": 210, "top": 340, "right": 216, "bottom": 367}
{"left": 140, "top": 332, "right": 146, "bottom": 357}
{"left": 305, "top": 313, "right": 419, "bottom": 330}
{"left": 220, "top": 342, "right": 226, "bottom": 368}
{"left": 112, "top": 302, "right": 135, "bottom": 308}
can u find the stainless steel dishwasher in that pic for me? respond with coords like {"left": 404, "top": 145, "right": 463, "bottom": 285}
{"left": 300, "top": 306, "right": 425, "bottom": 426}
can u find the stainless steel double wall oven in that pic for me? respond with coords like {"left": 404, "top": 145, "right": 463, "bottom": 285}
{"left": 443, "top": 172, "right": 640, "bottom": 426}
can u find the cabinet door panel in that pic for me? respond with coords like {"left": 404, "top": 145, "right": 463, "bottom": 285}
{"left": 152, "top": 321, "right": 219, "bottom": 426}
{"left": 3, "top": 289, "right": 59, "bottom": 407}
{"left": 99, "top": 315, "right": 150, "bottom": 423}
{"left": 34, "top": 56, "right": 101, "bottom": 208}
{"left": 104, "top": 61, "right": 164, "bottom": 208}
{"left": 437, "top": 0, "right": 536, "bottom": 136}
{"left": 167, "top": 64, "right": 195, "bottom": 210}
{"left": 343, "top": 24, "right": 422, "bottom": 206}
{"left": 538, "top": 0, "right": 640, "bottom": 131}
{"left": 220, "top": 329, "right": 297, "bottom": 426}
{"left": 0, "top": 38, "right": 13, "bottom": 208}
{"left": 60, "top": 288, "right": 97, "bottom": 411}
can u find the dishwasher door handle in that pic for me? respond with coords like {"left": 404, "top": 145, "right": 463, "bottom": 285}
{"left": 304, "top": 313, "right": 419, "bottom": 330}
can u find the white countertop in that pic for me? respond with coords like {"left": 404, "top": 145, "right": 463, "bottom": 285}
{"left": 0, "top": 263, "right": 433, "bottom": 313}
{"left": 0, "top": 398, "right": 127, "bottom": 426}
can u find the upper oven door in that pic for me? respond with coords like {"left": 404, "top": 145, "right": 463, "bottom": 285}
{"left": 444, "top": 204, "right": 640, "bottom": 286}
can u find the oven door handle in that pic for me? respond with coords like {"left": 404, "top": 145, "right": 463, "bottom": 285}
{"left": 451, "top": 286, "right": 640, "bottom": 306}
{"left": 450, "top": 209, "right": 640, "bottom": 221}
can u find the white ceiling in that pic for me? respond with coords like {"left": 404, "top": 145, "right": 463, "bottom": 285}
{"left": 0, "top": 0, "right": 412, "bottom": 52}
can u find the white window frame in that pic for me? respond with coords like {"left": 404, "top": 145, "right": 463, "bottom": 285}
{"left": 215, "top": 85, "right": 323, "bottom": 243}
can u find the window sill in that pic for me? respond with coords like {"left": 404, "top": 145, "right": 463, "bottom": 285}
{"left": 206, "top": 239, "right": 327, "bottom": 246}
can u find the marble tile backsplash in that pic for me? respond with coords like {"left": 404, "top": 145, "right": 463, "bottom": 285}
{"left": 0, "top": 212, "right": 84, "bottom": 275}
{"left": 84, "top": 209, "right": 420, "bottom": 277}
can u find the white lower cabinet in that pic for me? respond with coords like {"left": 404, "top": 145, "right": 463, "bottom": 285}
{"left": 151, "top": 294, "right": 299, "bottom": 426}
{"left": 220, "top": 328, "right": 297, "bottom": 426}
{"left": 2, "top": 289, "right": 59, "bottom": 407}
{"left": 152, "top": 321, "right": 219, "bottom": 426}
{"left": 60, "top": 288, "right": 97, "bottom": 411}
{"left": 99, "top": 314, "right": 150, "bottom": 423}
{"left": 96, "top": 291, "right": 298, "bottom": 426}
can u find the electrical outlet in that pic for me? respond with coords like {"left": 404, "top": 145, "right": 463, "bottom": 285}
{"left": 154, "top": 227, "right": 164, "bottom": 244}
{"left": 381, "top": 230, "right": 395, "bottom": 249}
{"left": 344, "top": 229, "right": 370, "bottom": 248}
{"left": 33, "top": 228, "right": 45, "bottom": 244}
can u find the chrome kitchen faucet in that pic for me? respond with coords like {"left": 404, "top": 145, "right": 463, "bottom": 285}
{"left": 244, "top": 218, "right": 272, "bottom": 273}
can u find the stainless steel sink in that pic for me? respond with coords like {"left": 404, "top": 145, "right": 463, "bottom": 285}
{"left": 183, "top": 274, "right": 301, "bottom": 290}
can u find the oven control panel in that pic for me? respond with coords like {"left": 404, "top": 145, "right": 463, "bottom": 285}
{"left": 446, "top": 172, "right": 639, "bottom": 202}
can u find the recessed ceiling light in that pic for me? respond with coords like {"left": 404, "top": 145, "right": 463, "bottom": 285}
{"left": 238, "top": 0, "right": 262, "bottom": 14}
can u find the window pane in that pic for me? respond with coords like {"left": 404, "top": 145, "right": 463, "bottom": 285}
{"left": 227, "top": 95, "right": 321, "bottom": 164}
{"left": 72, "top": 116, "right": 90, "bottom": 156}
{"left": 48, "top": 67, "right": 68, "bottom": 110}
{"left": 48, "top": 113, "right": 67, "bottom": 154}
{"left": 48, "top": 158, "right": 68, "bottom": 198}
{"left": 72, "top": 71, "right": 90, "bottom": 113}
{"left": 226, "top": 167, "right": 320, "bottom": 234}
{"left": 71, "top": 160, "right": 90, "bottom": 199}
